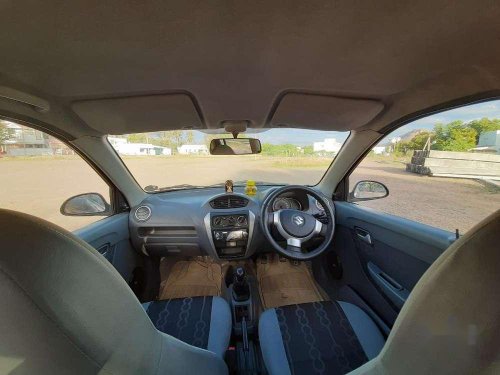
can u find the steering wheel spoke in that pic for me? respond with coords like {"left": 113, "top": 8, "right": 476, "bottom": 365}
{"left": 286, "top": 244, "right": 303, "bottom": 253}
{"left": 286, "top": 237, "right": 303, "bottom": 250}
{"left": 267, "top": 211, "right": 275, "bottom": 226}
{"left": 317, "top": 219, "right": 328, "bottom": 236}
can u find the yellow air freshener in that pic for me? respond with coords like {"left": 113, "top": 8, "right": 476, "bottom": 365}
{"left": 245, "top": 180, "right": 257, "bottom": 196}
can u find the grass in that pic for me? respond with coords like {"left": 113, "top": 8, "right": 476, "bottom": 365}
{"left": 270, "top": 157, "right": 332, "bottom": 169}
{"left": 364, "top": 153, "right": 411, "bottom": 165}
{"left": 0, "top": 155, "right": 80, "bottom": 162}
{"left": 0, "top": 152, "right": 411, "bottom": 170}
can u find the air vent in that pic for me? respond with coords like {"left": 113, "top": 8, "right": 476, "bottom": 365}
{"left": 135, "top": 206, "right": 152, "bottom": 221}
{"left": 210, "top": 195, "right": 249, "bottom": 209}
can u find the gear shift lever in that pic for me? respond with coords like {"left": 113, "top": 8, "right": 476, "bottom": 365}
{"left": 232, "top": 266, "right": 250, "bottom": 301}
{"left": 235, "top": 267, "right": 245, "bottom": 283}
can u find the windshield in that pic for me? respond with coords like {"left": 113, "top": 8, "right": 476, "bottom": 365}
{"left": 108, "top": 129, "right": 349, "bottom": 191}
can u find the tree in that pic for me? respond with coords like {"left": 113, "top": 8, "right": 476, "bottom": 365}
{"left": 406, "top": 131, "right": 434, "bottom": 151}
{"left": 185, "top": 130, "right": 195, "bottom": 144}
{"left": 433, "top": 121, "right": 477, "bottom": 152}
{"left": 126, "top": 131, "right": 196, "bottom": 152}
{"left": 0, "top": 122, "right": 11, "bottom": 144}
{"left": 203, "top": 133, "right": 232, "bottom": 146}
{"left": 303, "top": 145, "right": 314, "bottom": 155}
{"left": 169, "top": 130, "right": 185, "bottom": 148}
{"left": 261, "top": 143, "right": 302, "bottom": 156}
{"left": 468, "top": 118, "right": 500, "bottom": 143}
{"left": 126, "top": 133, "right": 148, "bottom": 143}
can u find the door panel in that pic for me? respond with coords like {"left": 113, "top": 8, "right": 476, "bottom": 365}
{"left": 74, "top": 213, "right": 139, "bottom": 284}
{"left": 334, "top": 202, "right": 455, "bottom": 326}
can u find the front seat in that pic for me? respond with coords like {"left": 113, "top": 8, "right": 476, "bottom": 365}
{"left": 259, "top": 209, "right": 500, "bottom": 375}
{"left": 142, "top": 296, "right": 231, "bottom": 358}
{"left": 259, "top": 300, "right": 385, "bottom": 374}
{"left": 0, "top": 209, "right": 229, "bottom": 375}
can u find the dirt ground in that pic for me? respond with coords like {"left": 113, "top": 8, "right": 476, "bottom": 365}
{"left": 1, "top": 155, "right": 498, "bottom": 232}
{"left": 351, "top": 159, "right": 500, "bottom": 233}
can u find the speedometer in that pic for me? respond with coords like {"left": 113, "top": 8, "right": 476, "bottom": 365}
{"left": 273, "top": 197, "right": 302, "bottom": 211}
{"left": 288, "top": 198, "right": 302, "bottom": 210}
{"left": 273, "top": 197, "right": 291, "bottom": 211}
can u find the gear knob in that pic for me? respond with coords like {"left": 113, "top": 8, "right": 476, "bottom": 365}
{"left": 235, "top": 267, "right": 245, "bottom": 283}
{"left": 233, "top": 266, "right": 250, "bottom": 301}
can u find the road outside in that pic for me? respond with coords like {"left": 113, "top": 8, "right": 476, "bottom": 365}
{"left": 1, "top": 155, "right": 498, "bottom": 232}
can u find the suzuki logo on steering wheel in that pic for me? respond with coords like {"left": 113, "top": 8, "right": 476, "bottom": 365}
{"left": 293, "top": 215, "right": 305, "bottom": 226}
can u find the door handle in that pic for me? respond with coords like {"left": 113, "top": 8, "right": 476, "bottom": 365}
{"left": 96, "top": 243, "right": 114, "bottom": 262}
{"left": 367, "top": 262, "right": 409, "bottom": 309}
{"left": 355, "top": 227, "right": 372, "bottom": 245}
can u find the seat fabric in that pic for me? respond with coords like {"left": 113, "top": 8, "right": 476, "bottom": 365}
{"left": 0, "top": 209, "right": 228, "bottom": 375}
{"left": 143, "top": 296, "right": 231, "bottom": 358}
{"left": 259, "top": 300, "right": 384, "bottom": 375}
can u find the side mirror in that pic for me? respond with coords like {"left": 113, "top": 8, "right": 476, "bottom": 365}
{"left": 210, "top": 138, "right": 262, "bottom": 155}
{"left": 60, "top": 193, "right": 111, "bottom": 216}
{"left": 349, "top": 181, "right": 389, "bottom": 202}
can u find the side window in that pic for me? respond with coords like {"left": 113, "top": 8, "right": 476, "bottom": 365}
{"left": 349, "top": 101, "right": 500, "bottom": 234}
{"left": 0, "top": 120, "right": 112, "bottom": 231}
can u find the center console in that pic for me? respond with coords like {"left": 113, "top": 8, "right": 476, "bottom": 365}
{"left": 208, "top": 211, "right": 252, "bottom": 259}
{"left": 226, "top": 266, "right": 260, "bottom": 374}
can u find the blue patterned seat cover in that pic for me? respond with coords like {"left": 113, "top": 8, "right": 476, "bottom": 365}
{"left": 275, "top": 301, "right": 368, "bottom": 374}
{"left": 145, "top": 296, "right": 213, "bottom": 350}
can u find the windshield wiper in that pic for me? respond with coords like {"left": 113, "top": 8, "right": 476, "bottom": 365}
{"left": 232, "top": 180, "right": 285, "bottom": 186}
{"left": 149, "top": 181, "right": 285, "bottom": 193}
{"left": 143, "top": 184, "right": 200, "bottom": 192}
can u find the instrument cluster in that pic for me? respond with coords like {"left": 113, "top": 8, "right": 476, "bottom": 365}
{"left": 272, "top": 197, "right": 302, "bottom": 211}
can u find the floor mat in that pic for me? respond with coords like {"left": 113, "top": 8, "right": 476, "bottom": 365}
{"left": 257, "top": 254, "right": 326, "bottom": 309}
{"left": 159, "top": 258, "right": 222, "bottom": 300}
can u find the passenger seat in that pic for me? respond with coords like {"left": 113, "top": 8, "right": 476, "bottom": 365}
{"left": 143, "top": 296, "right": 232, "bottom": 358}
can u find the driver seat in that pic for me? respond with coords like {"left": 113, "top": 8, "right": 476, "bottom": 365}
{"left": 259, "top": 301, "right": 385, "bottom": 374}
{"left": 259, "top": 209, "right": 500, "bottom": 375}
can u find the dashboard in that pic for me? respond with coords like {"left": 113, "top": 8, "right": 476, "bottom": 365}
{"left": 129, "top": 185, "right": 331, "bottom": 260}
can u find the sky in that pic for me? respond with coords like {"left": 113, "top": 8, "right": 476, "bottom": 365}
{"left": 193, "top": 100, "right": 500, "bottom": 146}
{"left": 389, "top": 100, "right": 500, "bottom": 138}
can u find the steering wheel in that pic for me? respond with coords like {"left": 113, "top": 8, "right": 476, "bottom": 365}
{"left": 260, "top": 185, "right": 335, "bottom": 260}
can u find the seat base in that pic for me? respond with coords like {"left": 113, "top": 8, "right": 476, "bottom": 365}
{"left": 144, "top": 296, "right": 231, "bottom": 358}
{"left": 259, "top": 301, "right": 385, "bottom": 375}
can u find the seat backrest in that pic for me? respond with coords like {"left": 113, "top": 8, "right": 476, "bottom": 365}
{"left": 350, "top": 209, "right": 500, "bottom": 374}
{"left": 0, "top": 209, "right": 227, "bottom": 374}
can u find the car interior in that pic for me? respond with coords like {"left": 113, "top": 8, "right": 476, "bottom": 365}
{"left": 1, "top": 1, "right": 499, "bottom": 375}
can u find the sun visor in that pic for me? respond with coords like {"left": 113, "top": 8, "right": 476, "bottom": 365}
{"left": 71, "top": 93, "right": 204, "bottom": 134}
{"left": 268, "top": 92, "right": 384, "bottom": 131}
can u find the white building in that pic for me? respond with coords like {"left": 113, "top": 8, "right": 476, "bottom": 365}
{"left": 108, "top": 137, "right": 172, "bottom": 156}
{"left": 1, "top": 121, "right": 52, "bottom": 156}
{"left": 313, "top": 138, "right": 343, "bottom": 154}
{"left": 177, "top": 144, "right": 209, "bottom": 155}
{"left": 108, "top": 137, "right": 128, "bottom": 148}
{"left": 372, "top": 146, "right": 387, "bottom": 155}
{"left": 115, "top": 142, "right": 171, "bottom": 156}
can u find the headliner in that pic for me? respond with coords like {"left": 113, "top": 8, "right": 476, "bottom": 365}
{"left": 0, "top": 1, "right": 500, "bottom": 136}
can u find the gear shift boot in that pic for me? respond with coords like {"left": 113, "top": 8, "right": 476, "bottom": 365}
{"left": 232, "top": 267, "right": 250, "bottom": 301}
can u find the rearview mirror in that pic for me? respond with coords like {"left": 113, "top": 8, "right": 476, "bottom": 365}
{"left": 60, "top": 193, "right": 111, "bottom": 216}
{"left": 350, "top": 181, "right": 389, "bottom": 202}
{"left": 209, "top": 138, "right": 262, "bottom": 155}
